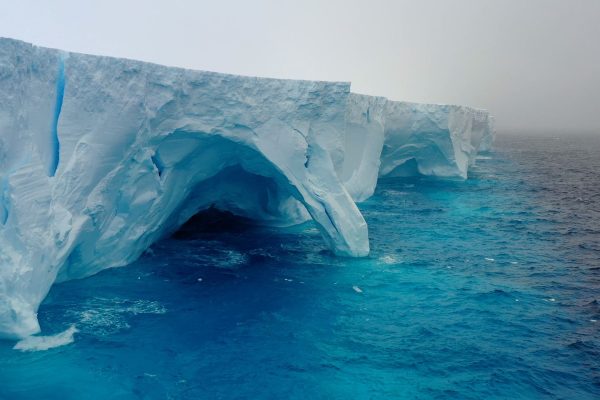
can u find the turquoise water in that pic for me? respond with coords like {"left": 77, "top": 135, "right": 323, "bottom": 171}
{"left": 1, "top": 134, "right": 599, "bottom": 399}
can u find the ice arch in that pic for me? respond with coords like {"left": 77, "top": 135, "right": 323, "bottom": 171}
{"left": 0, "top": 38, "right": 369, "bottom": 338}
{"left": 57, "top": 130, "right": 369, "bottom": 283}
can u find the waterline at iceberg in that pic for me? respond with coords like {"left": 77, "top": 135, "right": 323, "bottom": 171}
{"left": 0, "top": 38, "right": 494, "bottom": 338}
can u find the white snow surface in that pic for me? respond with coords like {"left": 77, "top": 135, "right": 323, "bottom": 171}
{"left": 0, "top": 38, "right": 494, "bottom": 338}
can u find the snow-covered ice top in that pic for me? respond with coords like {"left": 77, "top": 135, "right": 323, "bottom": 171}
{"left": 0, "top": 38, "right": 494, "bottom": 338}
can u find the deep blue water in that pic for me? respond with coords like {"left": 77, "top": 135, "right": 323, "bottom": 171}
{"left": 1, "top": 134, "right": 599, "bottom": 399}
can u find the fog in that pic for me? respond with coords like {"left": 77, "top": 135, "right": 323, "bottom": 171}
{"left": 1, "top": 0, "right": 598, "bottom": 134}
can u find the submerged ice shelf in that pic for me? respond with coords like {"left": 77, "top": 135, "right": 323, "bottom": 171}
{"left": 0, "top": 38, "right": 494, "bottom": 338}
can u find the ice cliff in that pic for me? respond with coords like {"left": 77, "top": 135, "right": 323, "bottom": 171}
{"left": 0, "top": 38, "right": 494, "bottom": 338}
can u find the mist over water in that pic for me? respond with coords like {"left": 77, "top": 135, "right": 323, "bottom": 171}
{"left": 0, "top": 134, "right": 598, "bottom": 399}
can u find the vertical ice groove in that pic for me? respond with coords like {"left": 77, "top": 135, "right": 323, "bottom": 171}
{"left": 48, "top": 54, "right": 66, "bottom": 177}
{"left": 0, "top": 176, "right": 8, "bottom": 225}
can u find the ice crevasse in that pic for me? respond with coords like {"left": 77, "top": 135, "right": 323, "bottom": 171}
{"left": 0, "top": 38, "right": 494, "bottom": 338}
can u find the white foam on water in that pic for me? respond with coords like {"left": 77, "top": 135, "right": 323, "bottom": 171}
{"left": 66, "top": 298, "right": 167, "bottom": 336}
{"left": 352, "top": 286, "right": 363, "bottom": 293}
{"left": 485, "top": 257, "right": 495, "bottom": 262}
{"left": 13, "top": 325, "right": 78, "bottom": 352}
{"left": 379, "top": 255, "right": 400, "bottom": 265}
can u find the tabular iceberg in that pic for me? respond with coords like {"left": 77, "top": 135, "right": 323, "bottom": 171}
{"left": 0, "top": 38, "right": 494, "bottom": 338}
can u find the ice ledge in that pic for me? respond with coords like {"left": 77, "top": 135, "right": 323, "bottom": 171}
{"left": 0, "top": 38, "right": 494, "bottom": 338}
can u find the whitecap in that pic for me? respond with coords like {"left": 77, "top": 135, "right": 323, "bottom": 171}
{"left": 13, "top": 325, "right": 78, "bottom": 352}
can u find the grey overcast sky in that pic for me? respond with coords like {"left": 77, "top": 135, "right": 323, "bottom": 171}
{"left": 0, "top": 0, "right": 598, "bottom": 133}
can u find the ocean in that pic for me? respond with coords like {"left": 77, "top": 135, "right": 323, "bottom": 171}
{"left": 1, "top": 133, "right": 599, "bottom": 399}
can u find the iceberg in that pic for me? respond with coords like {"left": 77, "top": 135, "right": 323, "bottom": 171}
{"left": 0, "top": 38, "right": 494, "bottom": 338}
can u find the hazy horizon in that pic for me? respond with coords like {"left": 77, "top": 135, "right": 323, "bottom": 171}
{"left": 1, "top": 0, "right": 598, "bottom": 134}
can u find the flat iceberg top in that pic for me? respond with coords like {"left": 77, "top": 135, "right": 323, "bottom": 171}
{"left": 0, "top": 38, "right": 494, "bottom": 339}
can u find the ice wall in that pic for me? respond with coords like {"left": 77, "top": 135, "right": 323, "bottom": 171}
{"left": 0, "top": 38, "right": 494, "bottom": 338}
{"left": 339, "top": 94, "right": 495, "bottom": 201}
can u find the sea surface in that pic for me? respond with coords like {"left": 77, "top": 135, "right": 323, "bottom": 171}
{"left": 1, "top": 134, "right": 599, "bottom": 399}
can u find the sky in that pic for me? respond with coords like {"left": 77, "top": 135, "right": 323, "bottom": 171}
{"left": 0, "top": 0, "right": 598, "bottom": 134}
